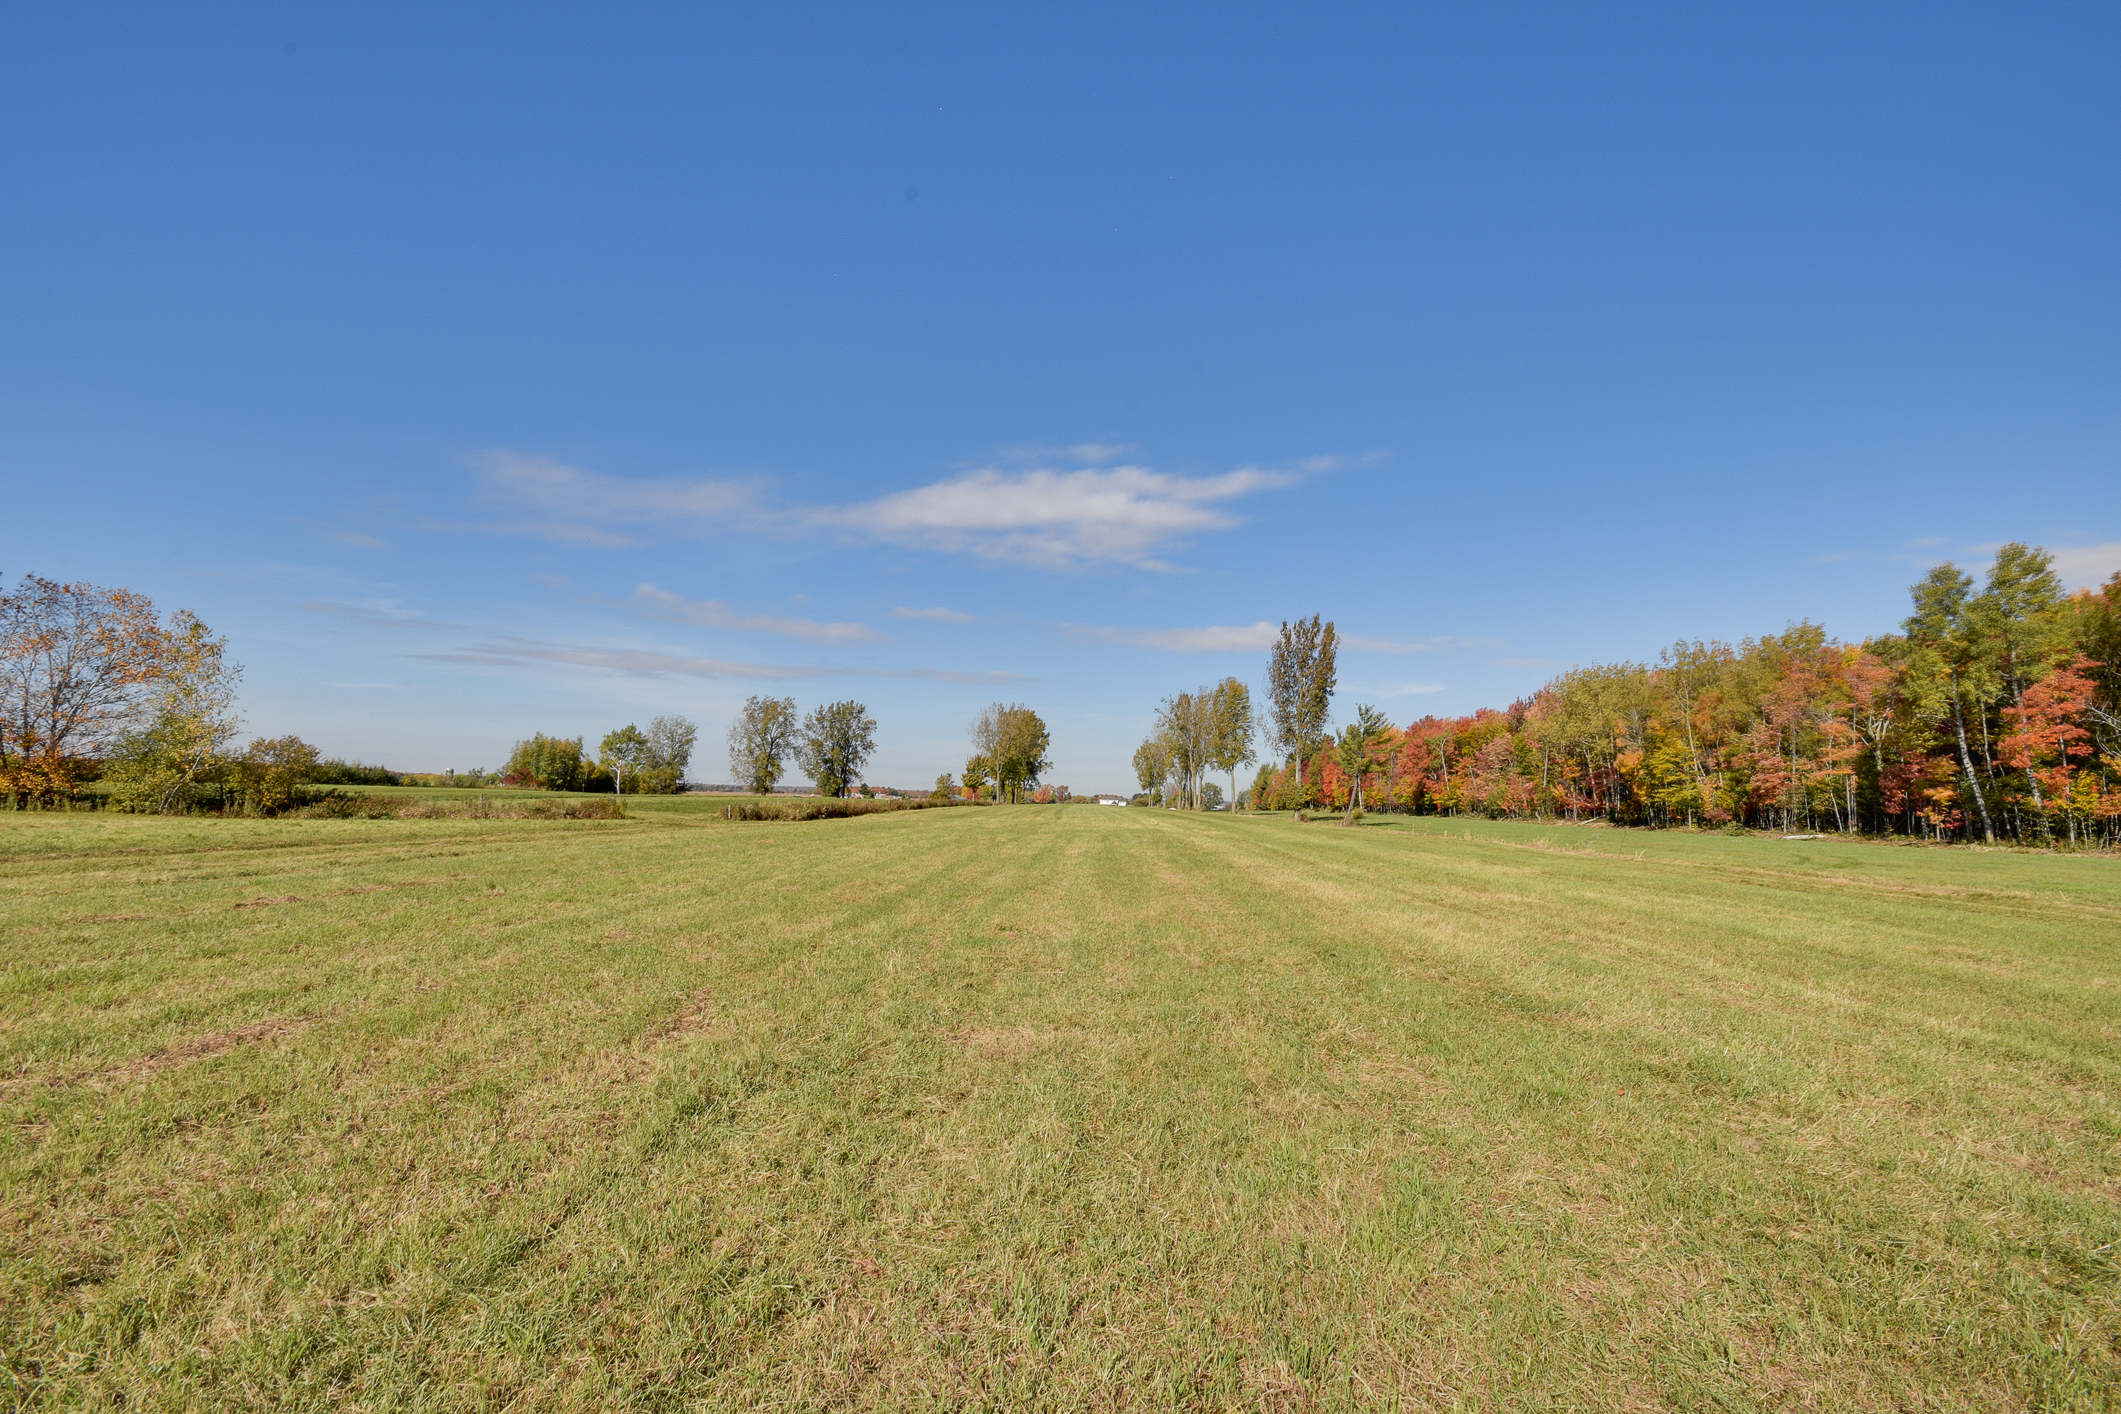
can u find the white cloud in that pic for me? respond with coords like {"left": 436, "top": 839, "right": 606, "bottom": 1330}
{"left": 460, "top": 448, "right": 1327, "bottom": 570}
{"left": 630, "top": 584, "right": 880, "bottom": 644}
{"left": 2050, "top": 542, "right": 2121, "bottom": 591}
{"left": 818, "top": 464, "right": 1294, "bottom": 569}
{"left": 892, "top": 606, "right": 976, "bottom": 622}
{"left": 1381, "top": 682, "right": 1447, "bottom": 695}
{"left": 1064, "top": 621, "right": 1280, "bottom": 652}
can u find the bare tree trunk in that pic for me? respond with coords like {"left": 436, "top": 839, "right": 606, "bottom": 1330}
{"left": 1949, "top": 684, "right": 1996, "bottom": 843}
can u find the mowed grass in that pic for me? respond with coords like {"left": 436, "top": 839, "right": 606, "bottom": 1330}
{"left": 2, "top": 805, "right": 2117, "bottom": 1411}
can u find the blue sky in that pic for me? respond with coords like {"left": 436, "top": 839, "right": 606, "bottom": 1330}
{"left": 4, "top": 4, "right": 2116, "bottom": 792}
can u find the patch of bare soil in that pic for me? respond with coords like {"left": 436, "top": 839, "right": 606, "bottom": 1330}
{"left": 44, "top": 1016, "right": 312, "bottom": 1090}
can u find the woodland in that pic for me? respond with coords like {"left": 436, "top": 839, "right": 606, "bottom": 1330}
{"left": 1216, "top": 547, "right": 2121, "bottom": 848}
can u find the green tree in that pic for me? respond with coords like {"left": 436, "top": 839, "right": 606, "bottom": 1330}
{"left": 228, "top": 735, "right": 322, "bottom": 815}
{"left": 600, "top": 724, "right": 651, "bottom": 793}
{"left": 930, "top": 772, "right": 955, "bottom": 801}
{"left": 797, "top": 700, "right": 876, "bottom": 798}
{"left": 504, "top": 733, "right": 586, "bottom": 791}
{"left": 1332, "top": 704, "right": 1393, "bottom": 823}
{"left": 727, "top": 696, "right": 797, "bottom": 794}
{"left": 1902, "top": 564, "right": 2000, "bottom": 842}
{"left": 1132, "top": 736, "right": 1171, "bottom": 807}
{"left": 642, "top": 714, "right": 697, "bottom": 793}
{"left": 962, "top": 754, "right": 991, "bottom": 800}
{"left": 102, "top": 610, "right": 243, "bottom": 815}
{"left": 1155, "top": 691, "right": 1207, "bottom": 809}
{"left": 1207, "top": 677, "right": 1255, "bottom": 811}
{"left": 975, "top": 702, "right": 1050, "bottom": 803}
{"left": 1970, "top": 544, "right": 2070, "bottom": 826}
{"left": 1267, "top": 615, "right": 1336, "bottom": 794}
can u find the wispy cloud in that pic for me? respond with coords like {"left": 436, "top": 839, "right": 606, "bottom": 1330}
{"left": 2050, "top": 542, "right": 2121, "bottom": 591}
{"left": 332, "top": 530, "right": 387, "bottom": 549}
{"left": 817, "top": 464, "right": 1296, "bottom": 569}
{"left": 468, "top": 451, "right": 757, "bottom": 547}
{"left": 1380, "top": 682, "right": 1447, "bottom": 695}
{"left": 413, "top": 637, "right": 1021, "bottom": 684}
{"left": 1064, "top": 621, "right": 1280, "bottom": 652}
{"left": 1491, "top": 657, "right": 1560, "bottom": 667}
{"left": 892, "top": 606, "right": 976, "bottom": 622}
{"left": 628, "top": 584, "right": 880, "bottom": 644}
{"left": 302, "top": 601, "right": 473, "bottom": 632}
{"left": 1343, "top": 634, "right": 1456, "bottom": 654}
{"left": 305, "top": 599, "right": 1008, "bottom": 681}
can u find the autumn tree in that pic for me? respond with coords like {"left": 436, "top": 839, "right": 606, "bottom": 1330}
{"left": 798, "top": 700, "right": 876, "bottom": 798}
{"left": 2000, "top": 656, "right": 2098, "bottom": 845}
{"left": 727, "top": 695, "right": 797, "bottom": 794}
{"left": 1, "top": 574, "right": 169, "bottom": 802}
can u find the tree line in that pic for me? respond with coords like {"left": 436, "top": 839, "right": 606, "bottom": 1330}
{"left": 15, "top": 550, "right": 2120, "bottom": 843}
{"left": 0, "top": 572, "right": 713, "bottom": 811}
{"left": 1242, "top": 548, "right": 2121, "bottom": 847}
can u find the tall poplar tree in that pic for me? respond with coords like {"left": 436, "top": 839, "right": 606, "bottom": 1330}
{"left": 1267, "top": 615, "right": 1336, "bottom": 792}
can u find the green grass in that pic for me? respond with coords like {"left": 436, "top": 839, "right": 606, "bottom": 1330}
{"left": 3, "top": 806, "right": 2117, "bottom": 1410}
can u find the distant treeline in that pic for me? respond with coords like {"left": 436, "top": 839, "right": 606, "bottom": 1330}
{"left": 1248, "top": 548, "right": 2120, "bottom": 847}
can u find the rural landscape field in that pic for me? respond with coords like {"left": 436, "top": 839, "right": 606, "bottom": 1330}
{"left": 5, "top": 802, "right": 2116, "bottom": 1410}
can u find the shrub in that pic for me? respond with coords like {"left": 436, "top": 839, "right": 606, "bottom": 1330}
{"left": 230, "top": 736, "right": 323, "bottom": 814}
{"left": 721, "top": 796, "right": 979, "bottom": 822}
{"left": 504, "top": 734, "right": 587, "bottom": 790}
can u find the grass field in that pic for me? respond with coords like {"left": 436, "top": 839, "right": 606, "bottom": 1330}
{"left": 3, "top": 804, "right": 2117, "bottom": 1410}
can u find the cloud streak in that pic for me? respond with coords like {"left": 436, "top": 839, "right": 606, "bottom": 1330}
{"left": 468, "top": 451, "right": 757, "bottom": 547}
{"left": 629, "top": 584, "right": 880, "bottom": 644}
{"left": 306, "top": 600, "right": 1013, "bottom": 683}
{"left": 413, "top": 637, "right": 1021, "bottom": 684}
{"left": 1064, "top": 621, "right": 1280, "bottom": 652}
{"left": 892, "top": 606, "right": 976, "bottom": 622}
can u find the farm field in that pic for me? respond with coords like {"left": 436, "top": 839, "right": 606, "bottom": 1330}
{"left": 2, "top": 806, "right": 2117, "bottom": 1410}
